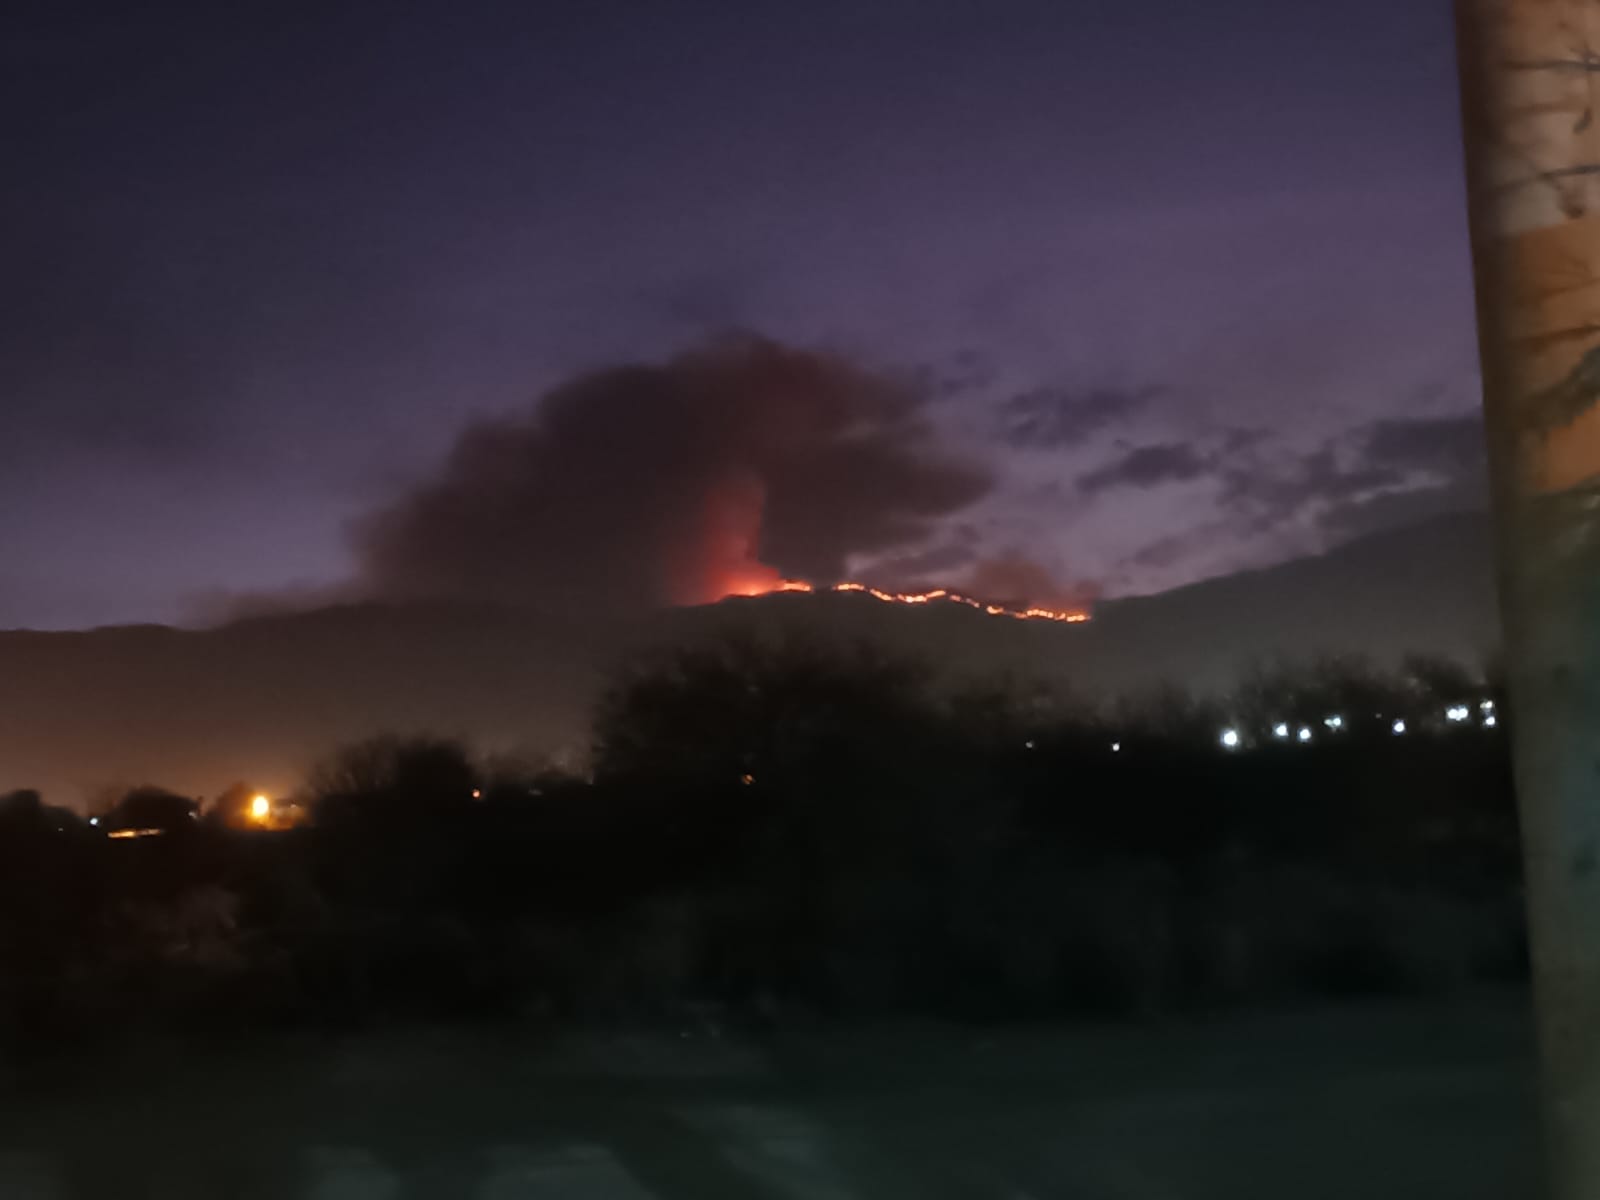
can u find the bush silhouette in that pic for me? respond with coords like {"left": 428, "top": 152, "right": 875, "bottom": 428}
{"left": 0, "top": 640, "right": 1528, "bottom": 1038}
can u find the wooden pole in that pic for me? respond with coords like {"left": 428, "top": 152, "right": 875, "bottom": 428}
{"left": 1458, "top": 2, "right": 1600, "bottom": 1194}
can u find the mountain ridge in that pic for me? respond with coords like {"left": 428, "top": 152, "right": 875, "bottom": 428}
{"left": 0, "top": 511, "right": 1499, "bottom": 805}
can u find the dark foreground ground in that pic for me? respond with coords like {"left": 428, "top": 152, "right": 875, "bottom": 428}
{"left": 0, "top": 991, "right": 1542, "bottom": 1199}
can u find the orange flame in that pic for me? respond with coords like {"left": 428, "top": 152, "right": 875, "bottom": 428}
{"left": 691, "top": 473, "right": 1089, "bottom": 622}
{"left": 723, "top": 577, "right": 1090, "bottom": 623}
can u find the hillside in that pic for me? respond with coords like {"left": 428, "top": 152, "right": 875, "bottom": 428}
{"left": 683, "top": 510, "right": 1499, "bottom": 690}
{"left": 1084, "top": 509, "right": 1500, "bottom": 683}
{"left": 0, "top": 512, "right": 1500, "bottom": 805}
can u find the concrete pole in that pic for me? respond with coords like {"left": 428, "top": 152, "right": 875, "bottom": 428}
{"left": 1458, "top": 2, "right": 1600, "bottom": 1194}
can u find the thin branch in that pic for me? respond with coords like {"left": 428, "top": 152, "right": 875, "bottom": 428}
{"left": 1524, "top": 251, "right": 1600, "bottom": 303}
{"left": 1518, "top": 343, "right": 1600, "bottom": 435}
{"left": 1514, "top": 324, "right": 1600, "bottom": 354}
{"left": 1494, "top": 163, "right": 1600, "bottom": 195}
{"left": 1503, "top": 56, "right": 1600, "bottom": 73}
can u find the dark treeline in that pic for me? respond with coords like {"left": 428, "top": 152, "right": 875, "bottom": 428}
{"left": 0, "top": 637, "right": 1524, "bottom": 1049}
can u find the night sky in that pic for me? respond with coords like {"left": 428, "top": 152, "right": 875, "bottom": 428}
{"left": 3, "top": 1, "right": 1484, "bottom": 630}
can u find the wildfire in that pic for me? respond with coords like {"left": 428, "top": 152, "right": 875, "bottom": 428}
{"left": 693, "top": 480, "right": 1089, "bottom": 622}
{"left": 735, "top": 579, "right": 1090, "bottom": 623}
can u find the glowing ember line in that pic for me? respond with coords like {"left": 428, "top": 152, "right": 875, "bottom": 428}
{"left": 727, "top": 578, "right": 1090, "bottom": 623}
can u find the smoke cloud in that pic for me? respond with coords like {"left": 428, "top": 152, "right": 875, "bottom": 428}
{"left": 353, "top": 336, "right": 993, "bottom": 612}
{"left": 960, "top": 552, "right": 1099, "bottom": 612}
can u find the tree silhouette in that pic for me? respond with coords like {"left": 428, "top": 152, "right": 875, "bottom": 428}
{"left": 1233, "top": 655, "right": 1415, "bottom": 734}
{"left": 1401, "top": 653, "right": 1482, "bottom": 707}
{"left": 206, "top": 781, "right": 262, "bottom": 830}
{"left": 0, "top": 789, "right": 45, "bottom": 831}
{"left": 591, "top": 633, "right": 979, "bottom": 1009}
{"left": 309, "top": 735, "right": 479, "bottom": 831}
{"left": 105, "top": 787, "right": 199, "bottom": 835}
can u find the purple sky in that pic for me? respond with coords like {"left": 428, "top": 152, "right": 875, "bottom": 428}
{"left": 2, "top": 1, "right": 1483, "bottom": 630}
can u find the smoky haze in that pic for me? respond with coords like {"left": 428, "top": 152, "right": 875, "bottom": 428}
{"left": 961, "top": 552, "right": 1099, "bottom": 612}
{"left": 352, "top": 336, "right": 993, "bottom": 613}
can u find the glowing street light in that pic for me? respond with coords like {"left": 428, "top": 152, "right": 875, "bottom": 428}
{"left": 1392, "top": 718, "right": 1407, "bottom": 735}
{"left": 1447, "top": 705, "right": 1471, "bottom": 723}
{"left": 1272, "top": 723, "right": 1289, "bottom": 739}
{"left": 249, "top": 794, "right": 271, "bottom": 823}
{"left": 1220, "top": 728, "right": 1240, "bottom": 749}
{"left": 1297, "top": 726, "right": 1313, "bottom": 744}
{"left": 1485, "top": 714, "right": 1499, "bottom": 729}
{"left": 1110, "top": 741, "right": 1121, "bottom": 753}
{"left": 1324, "top": 714, "right": 1344, "bottom": 731}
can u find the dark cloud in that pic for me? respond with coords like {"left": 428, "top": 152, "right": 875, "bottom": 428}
{"left": 1219, "top": 446, "right": 1401, "bottom": 517}
{"left": 998, "top": 385, "right": 1160, "bottom": 449}
{"left": 1360, "top": 413, "right": 1486, "bottom": 480}
{"left": 1060, "top": 410, "right": 1486, "bottom": 580}
{"left": 352, "top": 336, "right": 992, "bottom": 612}
{"left": 1077, "top": 442, "right": 1210, "bottom": 497}
{"left": 866, "top": 541, "right": 982, "bottom": 588}
{"left": 1317, "top": 412, "right": 1487, "bottom": 539}
{"left": 906, "top": 350, "right": 997, "bottom": 400}
{"left": 1213, "top": 410, "right": 1487, "bottom": 543}
{"left": 1125, "top": 533, "right": 1200, "bottom": 572}
{"left": 1222, "top": 427, "right": 1272, "bottom": 454}
{"left": 1319, "top": 482, "right": 1482, "bottom": 543}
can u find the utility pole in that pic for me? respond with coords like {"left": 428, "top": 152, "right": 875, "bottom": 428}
{"left": 1458, "top": 2, "right": 1600, "bottom": 1194}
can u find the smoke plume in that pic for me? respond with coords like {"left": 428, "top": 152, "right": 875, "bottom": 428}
{"left": 960, "top": 552, "right": 1099, "bottom": 612}
{"left": 353, "top": 336, "right": 992, "bottom": 612}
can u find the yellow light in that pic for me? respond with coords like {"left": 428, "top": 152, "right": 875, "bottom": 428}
{"left": 250, "top": 795, "right": 271, "bottom": 822}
